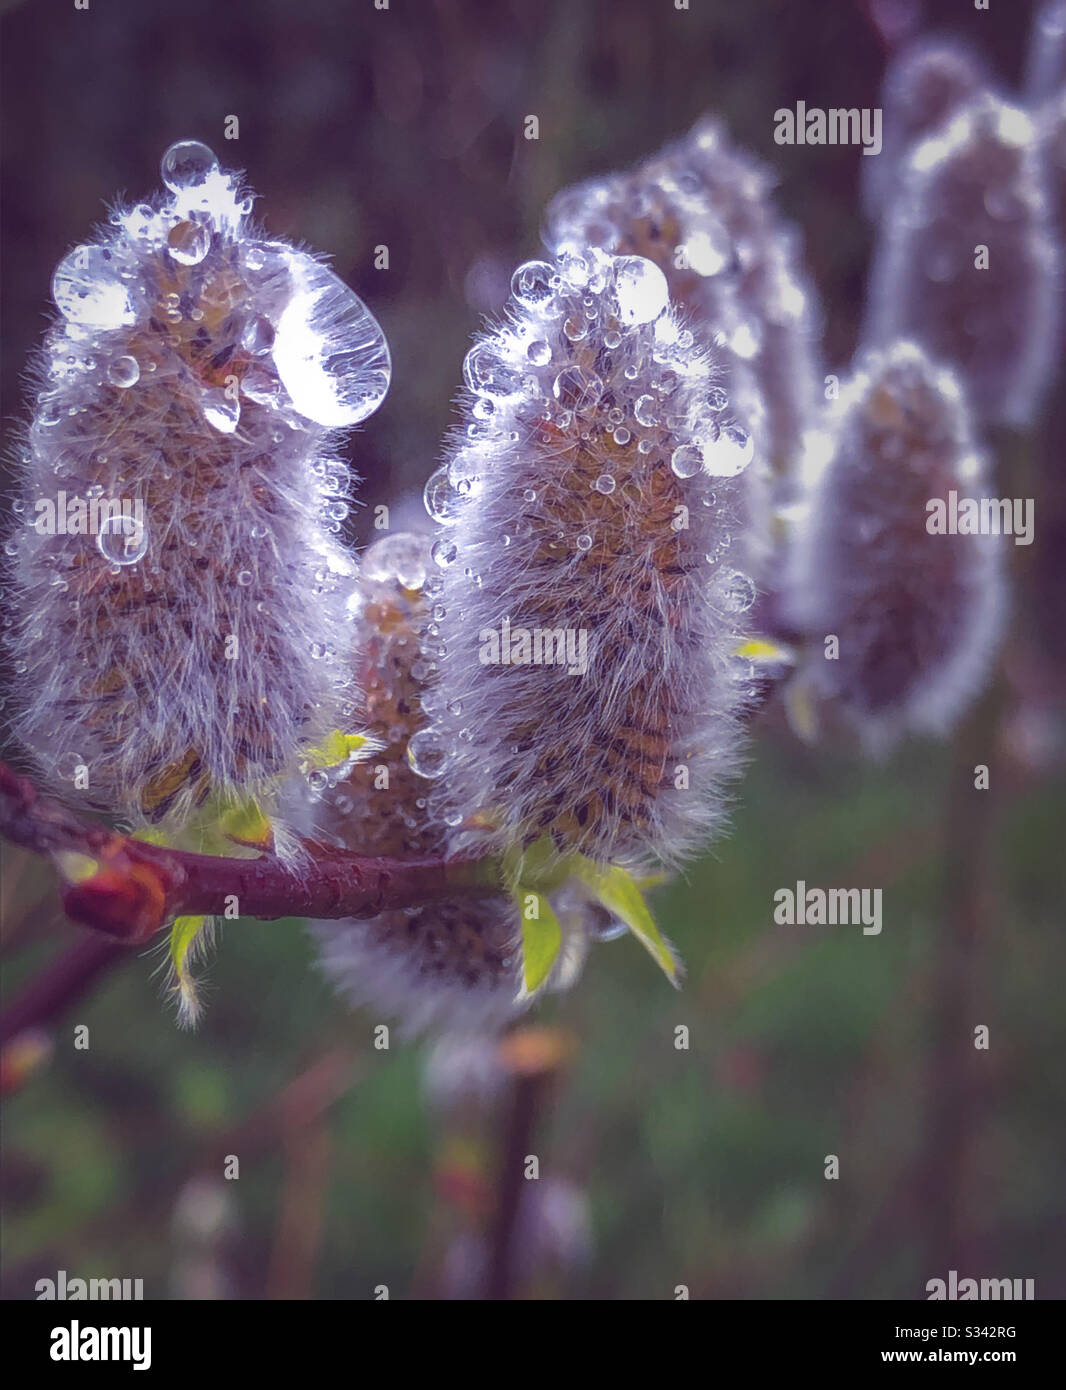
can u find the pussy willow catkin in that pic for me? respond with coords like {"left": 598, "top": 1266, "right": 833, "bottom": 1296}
{"left": 785, "top": 340, "right": 1005, "bottom": 752}
{"left": 419, "top": 248, "right": 756, "bottom": 871}
{"left": 6, "top": 141, "right": 390, "bottom": 828}
{"left": 864, "top": 95, "right": 1060, "bottom": 428}
{"left": 311, "top": 533, "right": 590, "bottom": 1035}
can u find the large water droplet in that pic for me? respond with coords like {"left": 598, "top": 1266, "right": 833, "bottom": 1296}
{"left": 463, "top": 343, "right": 521, "bottom": 398}
{"left": 56, "top": 751, "right": 86, "bottom": 781}
{"left": 432, "top": 538, "right": 458, "bottom": 568}
{"left": 271, "top": 255, "right": 391, "bottom": 427}
{"left": 553, "top": 364, "right": 603, "bottom": 410}
{"left": 167, "top": 219, "right": 211, "bottom": 266}
{"left": 702, "top": 424, "right": 754, "bottom": 477}
{"left": 96, "top": 513, "right": 149, "bottom": 566}
{"left": 634, "top": 394, "right": 659, "bottom": 428}
{"left": 613, "top": 256, "right": 669, "bottom": 325}
{"left": 161, "top": 140, "right": 221, "bottom": 194}
{"left": 407, "top": 729, "right": 450, "bottom": 778}
{"left": 670, "top": 443, "right": 703, "bottom": 478}
{"left": 107, "top": 356, "right": 140, "bottom": 388}
{"left": 362, "top": 532, "right": 429, "bottom": 590}
{"left": 562, "top": 312, "right": 589, "bottom": 343}
{"left": 510, "top": 260, "right": 555, "bottom": 307}
{"left": 201, "top": 386, "right": 241, "bottom": 433}
{"left": 710, "top": 567, "right": 757, "bottom": 613}
{"left": 424, "top": 465, "right": 459, "bottom": 525}
{"left": 52, "top": 245, "right": 137, "bottom": 330}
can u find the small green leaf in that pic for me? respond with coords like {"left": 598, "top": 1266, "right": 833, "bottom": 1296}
{"left": 733, "top": 636, "right": 795, "bottom": 666}
{"left": 571, "top": 859, "right": 682, "bottom": 986}
{"left": 130, "top": 826, "right": 170, "bottom": 846}
{"left": 219, "top": 797, "right": 273, "bottom": 848}
{"left": 503, "top": 836, "right": 574, "bottom": 894}
{"left": 303, "top": 729, "right": 372, "bottom": 772}
{"left": 514, "top": 889, "right": 563, "bottom": 995}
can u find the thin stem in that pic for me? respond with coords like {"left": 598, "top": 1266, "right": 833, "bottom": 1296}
{"left": 0, "top": 934, "right": 125, "bottom": 1045}
{"left": 0, "top": 761, "right": 500, "bottom": 942}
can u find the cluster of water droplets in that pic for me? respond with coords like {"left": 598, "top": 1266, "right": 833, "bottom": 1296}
{"left": 4, "top": 141, "right": 396, "bottom": 824}
{"left": 12, "top": 138, "right": 393, "bottom": 607}
{"left": 338, "top": 531, "right": 453, "bottom": 787}
{"left": 47, "top": 139, "right": 390, "bottom": 453}
{"left": 542, "top": 115, "right": 824, "bottom": 494}
{"left": 424, "top": 247, "right": 755, "bottom": 577}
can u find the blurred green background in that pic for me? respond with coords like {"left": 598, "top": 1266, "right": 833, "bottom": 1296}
{"left": 2, "top": 0, "right": 1064, "bottom": 1299}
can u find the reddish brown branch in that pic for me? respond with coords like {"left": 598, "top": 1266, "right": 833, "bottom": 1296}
{"left": 0, "top": 761, "right": 500, "bottom": 944}
{"left": 0, "top": 935, "right": 125, "bottom": 1046}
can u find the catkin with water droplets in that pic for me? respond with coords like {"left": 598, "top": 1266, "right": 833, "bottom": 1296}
{"left": 420, "top": 247, "right": 756, "bottom": 871}
{"left": 6, "top": 140, "right": 390, "bottom": 828}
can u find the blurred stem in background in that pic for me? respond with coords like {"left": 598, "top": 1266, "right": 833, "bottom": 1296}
{"left": 485, "top": 1028, "right": 573, "bottom": 1300}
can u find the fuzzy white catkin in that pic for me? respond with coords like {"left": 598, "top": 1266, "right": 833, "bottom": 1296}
{"left": 6, "top": 140, "right": 390, "bottom": 828}
{"left": 863, "top": 95, "right": 1060, "bottom": 428}
{"left": 785, "top": 341, "right": 1005, "bottom": 752}
{"left": 419, "top": 248, "right": 756, "bottom": 872}
{"left": 310, "top": 533, "right": 590, "bottom": 1036}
